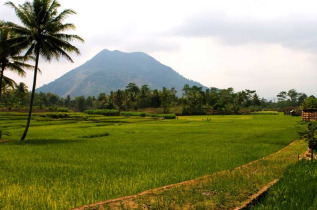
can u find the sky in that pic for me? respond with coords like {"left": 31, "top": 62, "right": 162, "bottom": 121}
{"left": 1, "top": 0, "right": 317, "bottom": 99}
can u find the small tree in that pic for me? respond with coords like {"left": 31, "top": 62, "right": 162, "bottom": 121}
{"left": 302, "top": 96, "right": 317, "bottom": 110}
{"left": 298, "top": 121, "right": 317, "bottom": 162}
{"left": 75, "top": 96, "right": 86, "bottom": 112}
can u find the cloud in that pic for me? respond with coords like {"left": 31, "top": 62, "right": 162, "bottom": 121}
{"left": 83, "top": 33, "right": 181, "bottom": 53}
{"left": 174, "top": 13, "right": 317, "bottom": 52}
{"left": 152, "top": 37, "right": 317, "bottom": 98}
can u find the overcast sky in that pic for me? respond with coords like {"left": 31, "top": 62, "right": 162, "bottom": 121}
{"left": 1, "top": 0, "right": 317, "bottom": 98}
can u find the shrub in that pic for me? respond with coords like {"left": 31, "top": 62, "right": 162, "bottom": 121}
{"left": 57, "top": 108, "right": 69, "bottom": 112}
{"left": 46, "top": 113, "right": 69, "bottom": 119}
{"left": 82, "top": 132, "right": 109, "bottom": 138}
{"left": 148, "top": 114, "right": 176, "bottom": 119}
{"left": 121, "top": 112, "right": 147, "bottom": 117}
{"left": 84, "top": 109, "right": 120, "bottom": 116}
{"left": 121, "top": 112, "right": 176, "bottom": 119}
{"left": 182, "top": 106, "right": 206, "bottom": 115}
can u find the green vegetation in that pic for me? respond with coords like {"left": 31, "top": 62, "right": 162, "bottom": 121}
{"left": 2, "top": 76, "right": 312, "bottom": 116}
{"left": 0, "top": 113, "right": 303, "bottom": 209}
{"left": 0, "top": 21, "right": 32, "bottom": 103}
{"left": 121, "top": 111, "right": 176, "bottom": 119}
{"left": 251, "top": 160, "right": 317, "bottom": 210}
{"left": 302, "top": 95, "right": 317, "bottom": 110}
{"left": 0, "top": 126, "right": 11, "bottom": 139}
{"left": 298, "top": 121, "right": 317, "bottom": 161}
{"left": 83, "top": 110, "right": 176, "bottom": 119}
{"left": 251, "top": 111, "right": 279, "bottom": 115}
{"left": 100, "top": 140, "right": 306, "bottom": 209}
{"left": 85, "top": 109, "right": 120, "bottom": 116}
{"left": 121, "top": 111, "right": 148, "bottom": 117}
{"left": 277, "top": 89, "right": 308, "bottom": 108}
{"left": 57, "top": 108, "right": 69, "bottom": 112}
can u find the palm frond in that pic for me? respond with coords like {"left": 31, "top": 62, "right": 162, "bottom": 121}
{"left": 52, "top": 33, "right": 84, "bottom": 43}
{"left": 2, "top": 75, "right": 17, "bottom": 88}
{"left": 5, "top": 63, "right": 26, "bottom": 77}
{"left": 5, "top": 2, "right": 32, "bottom": 28}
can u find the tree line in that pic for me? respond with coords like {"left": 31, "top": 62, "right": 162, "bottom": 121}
{"left": 2, "top": 81, "right": 312, "bottom": 115}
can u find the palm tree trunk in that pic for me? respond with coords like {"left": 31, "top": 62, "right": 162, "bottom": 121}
{"left": 0, "top": 64, "right": 5, "bottom": 104}
{"left": 21, "top": 49, "right": 40, "bottom": 141}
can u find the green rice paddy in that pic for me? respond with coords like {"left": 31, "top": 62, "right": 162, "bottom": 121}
{"left": 0, "top": 112, "right": 301, "bottom": 209}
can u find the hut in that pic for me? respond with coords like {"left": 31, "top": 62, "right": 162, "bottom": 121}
{"left": 302, "top": 109, "right": 317, "bottom": 121}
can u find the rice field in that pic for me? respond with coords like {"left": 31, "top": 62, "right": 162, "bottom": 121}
{"left": 0, "top": 112, "right": 302, "bottom": 209}
{"left": 251, "top": 160, "right": 317, "bottom": 209}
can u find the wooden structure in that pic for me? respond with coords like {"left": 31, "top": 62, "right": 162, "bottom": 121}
{"left": 302, "top": 110, "right": 317, "bottom": 121}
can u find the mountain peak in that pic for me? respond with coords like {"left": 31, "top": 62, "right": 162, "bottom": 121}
{"left": 37, "top": 50, "right": 206, "bottom": 97}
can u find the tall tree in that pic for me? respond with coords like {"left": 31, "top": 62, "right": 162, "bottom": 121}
{"left": 182, "top": 85, "right": 205, "bottom": 115}
{"left": 139, "top": 85, "right": 151, "bottom": 108}
{"left": 0, "top": 21, "right": 32, "bottom": 103}
{"left": 160, "top": 87, "right": 176, "bottom": 113}
{"left": 125, "top": 83, "right": 140, "bottom": 102}
{"left": 113, "top": 89, "right": 124, "bottom": 111}
{"left": 6, "top": 0, "right": 84, "bottom": 140}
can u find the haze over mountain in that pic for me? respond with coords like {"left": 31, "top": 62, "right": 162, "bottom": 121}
{"left": 37, "top": 49, "right": 207, "bottom": 97}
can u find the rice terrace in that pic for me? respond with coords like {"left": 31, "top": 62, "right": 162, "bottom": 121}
{"left": 1, "top": 0, "right": 317, "bottom": 209}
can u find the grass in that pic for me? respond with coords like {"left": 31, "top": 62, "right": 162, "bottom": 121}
{"left": 251, "top": 160, "right": 317, "bottom": 209}
{"left": 0, "top": 112, "right": 304, "bottom": 209}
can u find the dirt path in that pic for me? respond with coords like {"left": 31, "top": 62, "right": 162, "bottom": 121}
{"left": 72, "top": 140, "right": 307, "bottom": 210}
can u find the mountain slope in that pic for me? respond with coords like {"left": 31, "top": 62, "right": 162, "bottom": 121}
{"left": 37, "top": 49, "right": 207, "bottom": 97}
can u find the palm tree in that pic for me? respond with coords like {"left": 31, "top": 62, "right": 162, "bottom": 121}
{"left": 1, "top": 75, "right": 17, "bottom": 109}
{"left": 6, "top": 0, "right": 84, "bottom": 140}
{"left": 0, "top": 21, "right": 32, "bottom": 103}
{"left": 15, "top": 82, "right": 28, "bottom": 107}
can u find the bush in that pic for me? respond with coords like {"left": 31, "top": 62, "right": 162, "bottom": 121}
{"left": 121, "top": 112, "right": 176, "bottom": 119}
{"left": 45, "top": 113, "right": 69, "bottom": 119}
{"left": 84, "top": 109, "right": 120, "bottom": 116}
{"left": 121, "top": 112, "right": 147, "bottom": 117}
{"left": 82, "top": 132, "right": 109, "bottom": 138}
{"left": 148, "top": 114, "right": 176, "bottom": 119}
{"left": 57, "top": 108, "right": 69, "bottom": 112}
{"left": 182, "top": 106, "right": 206, "bottom": 115}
